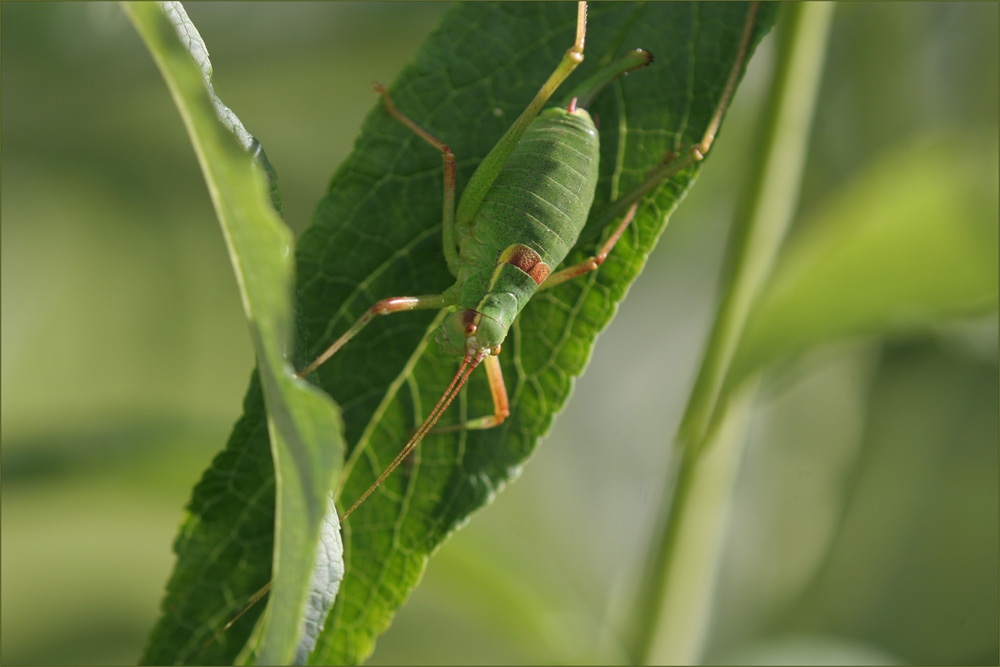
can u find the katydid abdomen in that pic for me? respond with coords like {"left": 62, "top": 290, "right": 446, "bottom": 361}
{"left": 471, "top": 107, "right": 600, "bottom": 270}
{"left": 438, "top": 105, "right": 600, "bottom": 356}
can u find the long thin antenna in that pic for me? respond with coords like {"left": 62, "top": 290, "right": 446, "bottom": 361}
{"left": 342, "top": 351, "right": 486, "bottom": 520}
{"left": 185, "top": 352, "right": 485, "bottom": 661}
{"left": 186, "top": 581, "right": 273, "bottom": 662}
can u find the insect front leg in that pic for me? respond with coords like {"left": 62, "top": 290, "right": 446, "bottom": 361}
{"left": 431, "top": 354, "right": 510, "bottom": 433}
{"left": 299, "top": 80, "right": 476, "bottom": 379}
{"left": 298, "top": 294, "right": 447, "bottom": 377}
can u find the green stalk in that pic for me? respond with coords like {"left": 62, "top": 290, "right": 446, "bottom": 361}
{"left": 627, "top": 4, "right": 836, "bottom": 663}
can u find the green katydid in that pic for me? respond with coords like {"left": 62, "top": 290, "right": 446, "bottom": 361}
{"left": 300, "top": 0, "right": 761, "bottom": 522}
{"left": 181, "top": 2, "right": 765, "bottom": 661}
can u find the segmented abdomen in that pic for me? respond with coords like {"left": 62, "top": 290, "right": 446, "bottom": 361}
{"left": 470, "top": 106, "right": 600, "bottom": 269}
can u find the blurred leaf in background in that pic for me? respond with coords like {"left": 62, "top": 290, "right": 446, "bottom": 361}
{"left": 2, "top": 2, "right": 997, "bottom": 665}
{"left": 1, "top": 3, "right": 447, "bottom": 664}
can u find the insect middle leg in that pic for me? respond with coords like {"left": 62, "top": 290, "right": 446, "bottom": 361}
{"left": 373, "top": 82, "right": 461, "bottom": 276}
{"left": 298, "top": 84, "right": 465, "bottom": 378}
{"left": 540, "top": 202, "right": 640, "bottom": 290}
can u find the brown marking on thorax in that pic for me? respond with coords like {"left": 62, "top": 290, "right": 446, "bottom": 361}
{"left": 498, "top": 244, "right": 551, "bottom": 286}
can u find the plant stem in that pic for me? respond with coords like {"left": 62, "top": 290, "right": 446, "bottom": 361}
{"left": 627, "top": 4, "right": 835, "bottom": 663}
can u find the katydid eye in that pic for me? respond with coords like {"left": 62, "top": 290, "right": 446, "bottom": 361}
{"left": 465, "top": 324, "right": 478, "bottom": 335}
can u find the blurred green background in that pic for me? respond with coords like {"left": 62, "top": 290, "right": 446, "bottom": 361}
{"left": 2, "top": 2, "right": 996, "bottom": 665}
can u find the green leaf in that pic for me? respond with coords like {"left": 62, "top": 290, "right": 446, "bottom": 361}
{"left": 139, "top": 3, "right": 777, "bottom": 664}
{"left": 306, "top": 4, "right": 776, "bottom": 663}
{"left": 125, "top": 3, "right": 345, "bottom": 665}
{"left": 727, "top": 136, "right": 999, "bottom": 388}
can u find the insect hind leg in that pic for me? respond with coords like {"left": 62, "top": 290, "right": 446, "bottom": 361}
{"left": 558, "top": 48, "right": 653, "bottom": 111}
{"left": 455, "top": 1, "right": 590, "bottom": 225}
{"left": 569, "top": 2, "right": 761, "bottom": 251}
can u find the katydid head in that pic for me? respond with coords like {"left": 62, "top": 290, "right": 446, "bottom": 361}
{"left": 436, "top": 308, "right": 505, "bottom": 358}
